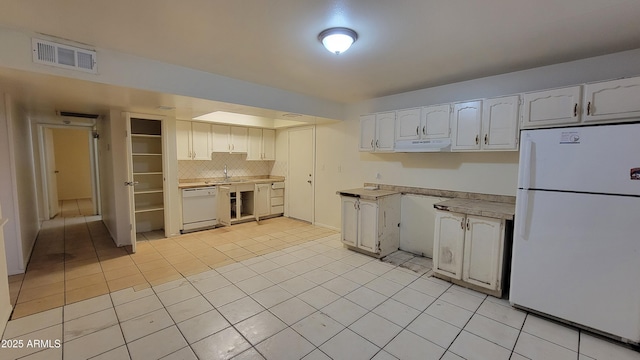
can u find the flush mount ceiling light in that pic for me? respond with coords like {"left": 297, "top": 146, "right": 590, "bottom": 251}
{"left": 318, "top": 27, "right": 358, "bottom": 55}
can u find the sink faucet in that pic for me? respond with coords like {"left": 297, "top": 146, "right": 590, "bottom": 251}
{"left": 223, "top": 164, "right": 229, "bottom": 181}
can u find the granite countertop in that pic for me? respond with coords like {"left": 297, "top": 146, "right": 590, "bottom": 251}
{"left": 178, "top": 176, "right": 285, "bottom": 189}
{"left": 337, "top": 188, "right": 400, "bottom": 200}
{"left": 433, "top": 198, "right": 515, "bottom": 220}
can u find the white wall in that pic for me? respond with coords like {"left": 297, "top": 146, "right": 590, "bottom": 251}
{"left": 313, "top": 49, "right": 640, "bottom": 229}
{"left": 0, "top": 26, "right": 345, "bottom": 122}
{"left": 0, "top": 94, "right": 40, "bottom": 274}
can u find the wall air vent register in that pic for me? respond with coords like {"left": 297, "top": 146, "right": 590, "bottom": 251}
{"left": 32, "top": 38, "right": 97, "bottom": 74}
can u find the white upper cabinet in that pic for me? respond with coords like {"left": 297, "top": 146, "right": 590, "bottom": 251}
{"left": 395, "top": 108, "right": 422, "bottom": 141}
{"left": 211, "top": 124, "right": 231, "bottom": 152}
{"left": 176, "top": 121, "right": 211, "bottom": 160}
{"left": 395, "top": 105, "right": 451, "bottom": 141}
{"left": 422, "top": 104, "right": 451, "bottom": 139}
{"left": 359, "top": 114, "right": 376, "bottom": 151}
{"left": 521, "top": 86, "right": 582, "bottom": 128}
{"left": 247, "top": 128, "right": 276, "bottom": 161}
{"left": 375, "top": 112, "right": 395, "bottom": 152}
{"left": 451, "top": 101, "right": 482, "bottom": 151}
{"left": 583, "top": 77, "right": 640, "bottom": 123}
{"left": 481, "top": 95, "right": 519, "bottom": 151}
{"left": 191, "top": 122, "right": 211, "bottom": 160}
{"left": 360, "top": 112, "right": 395, "bottom": 152}
{"left": 262, "top": 129, "right": 275, "bottom": 160}
{"left": 176, "top": 120, "right": 192, "bottom": 160}
{"left": 230, "top": 126, "right": 248, "bottom": 153}
{"left": 211, "top": 125, "right": 248, "bottom": 153}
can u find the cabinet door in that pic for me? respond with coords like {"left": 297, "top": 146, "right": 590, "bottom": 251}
{"left": 191, "top": 122, "right": 211, "bottom": 160}
{"left": 451, "top": 101, "right": 482, "bottom": 151}
{"left": 395, "top": 108, "right": 421, "bottom": 141}
{"left": 521, "top": 86, "right": 582, "bottom": 128}
{"left": 254, "top": 183, "right": 271, "bottom": 219}
{"left": 358, "top": 199, "right": 379, "bottom": 253}
{"left": 462, "top": 216, "right": 504, "bottom": 290}
{"left": 341, "top": 197, "right": 359, "bottom": 247}
{"left": 422, "top": 104, "right": 451, "bottom": 139}
{"left": 246, "top": 128, "right": 262, "bottom": 160}
{"left": 176, "top": 120, "right": 192, "bottom": 160}
{"left": 211, "top": 125, "right": 230, "bottom": 152}
{"left": 217, "top": 186, "right": 231, "bottom": 227}
{"left": 482, "top": 95, "right": 519, "bottom": 150}
{"left": 583, "top": 77, "right": 640, "bottom": 123}
{"left": 375, "top": 112, "right": 395, "bottom": 152}
{"left": 359, "top": 114, "right": 376, "bottom": 151}
{"left": 433, "top": 211, "right": 465, "bottom": 279}
{"left": 230, "top": 126, "right": 248, "bottom": 153}
{"left": 262, "top": 129, "right": 276, "bottom": 160}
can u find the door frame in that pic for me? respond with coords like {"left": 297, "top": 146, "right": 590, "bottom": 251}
{"left": 38, "top": 123, "right": 101, "bottom": 219}
{"left": 287, "top": 126, "right": 316, "bottom": 223}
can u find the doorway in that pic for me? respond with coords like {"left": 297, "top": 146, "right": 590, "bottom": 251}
{"left": 40, "top": 126, "right": 100, "bottom": 219}
{"left": 287, "top": 126, "right": 315, "bottom": 223}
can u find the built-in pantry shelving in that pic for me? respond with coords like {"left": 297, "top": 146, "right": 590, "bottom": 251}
{"left": 129, "top": 118, "right": 165, "bottom": 234}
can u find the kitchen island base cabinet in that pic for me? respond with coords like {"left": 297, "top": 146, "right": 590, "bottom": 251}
{"left": 340, "top": 193, "right": 401, "bottom": 258}
{"left": 433, "top": 210, "right": 507, "bottom": 297}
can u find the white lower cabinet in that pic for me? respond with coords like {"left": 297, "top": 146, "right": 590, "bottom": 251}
{"left": 434, "top": 210, "right": 505, "bottom": 294}
{"left": 254, "top": 183, "right": 271, "bottom": 220}
{"left": 340, "top": 194, "right": 400, "bottom": 258}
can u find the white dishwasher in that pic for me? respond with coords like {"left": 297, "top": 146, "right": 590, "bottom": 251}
{"left": 182, "top": 186, "right": 217, "bottom": 232}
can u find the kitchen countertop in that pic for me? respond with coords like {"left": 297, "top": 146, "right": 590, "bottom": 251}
{"left": 179, "top": 176, "right": 285, "bottom": 189}
{"left": 337, "top": 188, "right": 400, "bottom": 200}
{"left": 433, "top": 198, "right": 515, "bottom": 220}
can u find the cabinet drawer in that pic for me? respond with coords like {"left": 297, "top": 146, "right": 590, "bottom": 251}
{"left": 271, "top": 205, "right": 284, "bottom": 214}
{"left": 271, "top": 197, "right": 284, "bottom": 206}
{"left": 271, "top": 188, "right": 284, "bottom": 197}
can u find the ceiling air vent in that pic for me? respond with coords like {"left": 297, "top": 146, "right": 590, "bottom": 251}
{"left": 32, "top": 38, "right": 97, "bottom": 74}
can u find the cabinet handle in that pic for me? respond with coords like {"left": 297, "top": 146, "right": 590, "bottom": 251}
{"left": 460, "top": 219, "right": 464, "bottom": 229}
{"left": 475, "top": 135, "right": 479, "bottom": 145}
{"left": 574, "top": 103, "right": 578, "bottom": 117}
{"left": 375, "top": 139, "right": 379, "bottom": 148}
{"left": 466, "top": 219, "right": 470, "bottom": 230}
{"left": 370, "top": 139, "right": 374, "bottom": 148}
{"left": 587, "top": 101, "right": 591, "bottom": 115}
{"left": 422, "top": 126, "right": 426, "bottom": 135}
{"left": 416, "top": 126, "right": 419, "bottom": 135}
{"left": 484, "top": 134, "right": 488, "bottom": 145}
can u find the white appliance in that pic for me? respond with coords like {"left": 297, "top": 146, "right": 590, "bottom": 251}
{"left": 510, "top": 123, "right": 640, "bottom": 344}
{"left": 394, "top": 138, "right": 451, "bottom": 152}
{"left": 182, "top": 186, "right": 218, "bottom": 232}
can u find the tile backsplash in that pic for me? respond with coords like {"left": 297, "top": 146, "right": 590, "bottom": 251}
{"left": 178, "top": 153, "right": 277, "bottom": 180}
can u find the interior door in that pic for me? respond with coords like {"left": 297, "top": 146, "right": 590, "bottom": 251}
{"left": 288, "top": 127, "right": 314, "bottom": 222}
{"left": 44, "top": 128, "right": 60, "bottom": 218}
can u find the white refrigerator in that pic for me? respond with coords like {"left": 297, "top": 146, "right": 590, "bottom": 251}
{"left": 510, "top": 123, "right": 640, "bottom": 344}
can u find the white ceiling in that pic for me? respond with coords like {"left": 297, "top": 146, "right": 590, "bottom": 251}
{"left": 1, "top": 0, "right": 640, "bottom": 117}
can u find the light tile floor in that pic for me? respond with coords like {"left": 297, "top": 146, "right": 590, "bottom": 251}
{"left": 3, "top": 233, "right": 639, "bottom": 359}
{"left": 8, "top": 213, "right": 336, "bottom": 319}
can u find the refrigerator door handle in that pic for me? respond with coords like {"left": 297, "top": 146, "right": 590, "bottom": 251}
{"left": 520, "top": 139, "right": 533, "bottom": 190}
{"left": 516, "top": 190, "right": 529, "bottom": 239}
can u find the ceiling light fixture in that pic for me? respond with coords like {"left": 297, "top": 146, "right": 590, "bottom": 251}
{"left": 318, "top": 27, "right": 358, "bottom": 55}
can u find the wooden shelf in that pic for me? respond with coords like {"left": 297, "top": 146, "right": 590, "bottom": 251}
{"left": 131, "top": 134, "right": 161, "bottom": 138}
{"left": 132, "top": 153, "right": 162, "bottom": 156}
{"left": 135, "top": 205, "right": 164, "bottom": 213}
{"left": 133, "top": 172, "right": 163, "bottom": 175}
{"left": 134, "top": 189, "right": 163, "bottom": 195}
